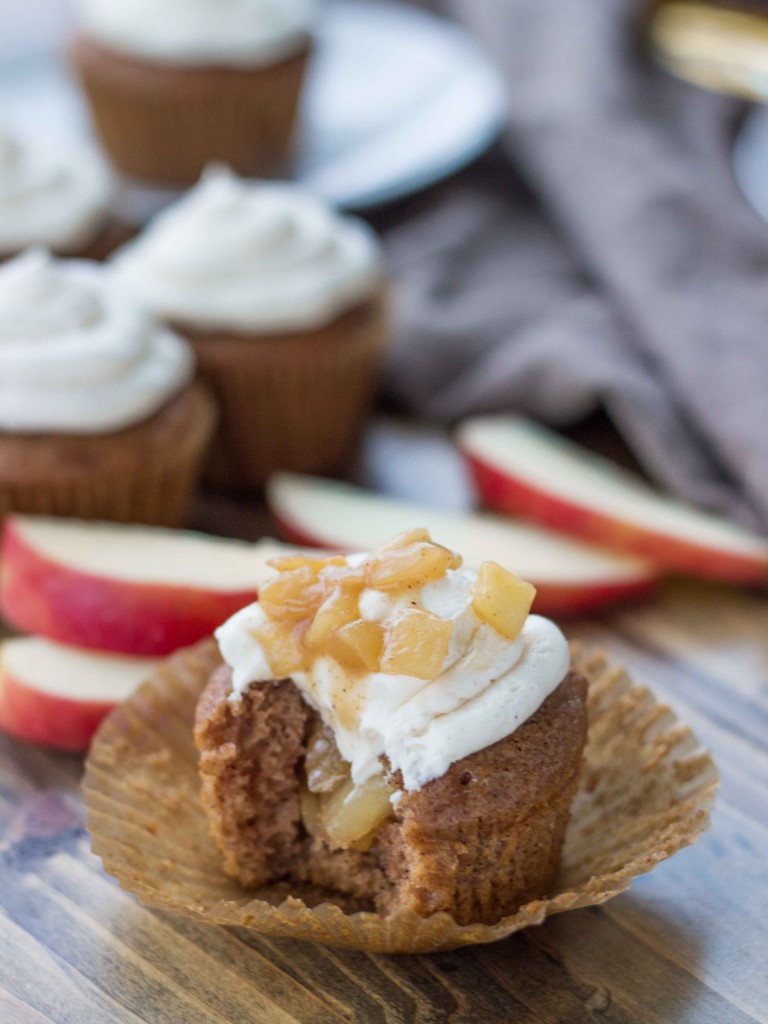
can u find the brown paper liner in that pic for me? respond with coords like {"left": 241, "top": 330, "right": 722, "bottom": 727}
{"left": 83, "top": 640, "right": 718, "bottom": 954}
{"left": 0, "top": 382, "right": 216, "bottom": 528}
{"left": 185, "top": 291, "right": 389, "bottom": 490}
{"left": 71, "top": 36, "right": 311, "bottom": 187}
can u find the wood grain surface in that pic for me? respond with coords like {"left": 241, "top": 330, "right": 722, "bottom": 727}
{"left": 1, "top": 505, "right": 767, "bottom": 1022}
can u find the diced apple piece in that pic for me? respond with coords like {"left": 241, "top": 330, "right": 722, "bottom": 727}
{"left": 267, "top": 473, "right": 659, "bottom": 616}
{"left": 0, "top": 516, "right": 284, "bottom": 656}
{"left": 377, "top": 528, "right": 433, "bottom": 550}
{"left": 250, "top": 620, "right": 305, "bottom": 678}
{"left": 305, "top": 588, "right": 361, "bottom": 649}
{"left": 380, "top": 609, "right": 452, "bottom": 679}
{"left": 317, "top": 566, "right": 368, "bottom": 603}
{"left": 374, "top": 530, "right": 465, "bottom": 569}
{"left": 458, "top": 416, "right": 768, "bottom": 584}
{"left": 327, "top": 620, "right": 384, "bottom": 672}
{"left": 0, "top": 637, "right": 159, "bottom": 752}
{"left": 258, "top": 567, "right": 324, "bottom": 623}
{"left": 472, "top": 561, "right": 536, "bottom": 641}
{"left": 305, "top": 721, "right": 350, "bottom": 794}
{"left": 366, "top": 541, "right": 455, "bottom": 591}
{"left": 320, "top": 773, "right": 394, "bottom": 849}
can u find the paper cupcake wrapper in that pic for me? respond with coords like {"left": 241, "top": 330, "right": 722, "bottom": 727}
{"left": 72, "top": 37, "right": 310, "bottom": 187}
{"left": 190, "top": 294, "right": 389, "bottom": 490}
{"left": 0, "top": 384, "right": 216, "bottom": 528}
{"left": 84, "top": 640, "right": 717, "bottom": 954}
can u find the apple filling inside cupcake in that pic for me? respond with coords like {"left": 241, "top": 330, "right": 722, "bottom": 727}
{"left": 299, "top": 722, "right": 394, "bottom": 852}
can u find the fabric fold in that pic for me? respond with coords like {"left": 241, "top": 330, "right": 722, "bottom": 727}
{"left": 382, "top": 0, "right": 768, "bottom": 531}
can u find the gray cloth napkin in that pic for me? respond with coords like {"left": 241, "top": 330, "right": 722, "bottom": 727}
{"left": 381, "top": 0, "right": 768, "bottom": 532}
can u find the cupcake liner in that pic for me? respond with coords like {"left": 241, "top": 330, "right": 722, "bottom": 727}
{"left": 72, "top": 36, "right": 310, "bottom": 187}
{"left": 83, "top": 640, "right": 718, "bottom": 954}
{"left": 188, "top": 292, "right": 389, "bottom": 490}
{"left": 0, "top": 382, "right": 216, "bottom": 528}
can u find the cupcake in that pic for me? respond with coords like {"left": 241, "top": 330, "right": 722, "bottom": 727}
{"left": 0, "top": 123, "right": 118, "bottom": 260}
{"left": 0, "top": 249, "right": 216, "bottom": 527}
{"left": 195, "top": 530, "right": 588, "bottom": 924}
{"left": 111, "top": 167, "right": 387, "bottom": 489}
{"left": 71, "top": 0, "right": 316, "bottom": 186}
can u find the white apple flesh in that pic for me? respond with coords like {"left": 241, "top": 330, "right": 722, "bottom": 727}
{"left": 0, "top": 636, "right": 160, "bottom": 752}
{"left": 458, "top": 416, "right": 768, "bottom": 584}
{"left": 266, "top": 472, "right": 659, "bottom": 615}
{"left": 0, "top": 517, "right": 284, "bottom": 656}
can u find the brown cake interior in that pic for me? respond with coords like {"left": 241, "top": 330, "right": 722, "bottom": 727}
{"left": 195, "top": 666, "right": 588, "bottom": 926}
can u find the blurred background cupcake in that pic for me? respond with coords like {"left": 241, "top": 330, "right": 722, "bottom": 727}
{"left": 70, "top": 0, "right": 317, "bottom": 187}
{"left": 0, "top": 120, "right": 118, "bottom": 260}
{"left": 111, "top": 165, "right": 387, "bottom": 489}
{"left": 0, "top": 249, "right": 216, "bottom": 526}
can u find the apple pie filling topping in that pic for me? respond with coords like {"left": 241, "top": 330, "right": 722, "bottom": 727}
{"left": 255, "top": 529, "right": 537, "bottom": 681}
{"left": 217, "top": 529, "right": 569, "bottom": 809}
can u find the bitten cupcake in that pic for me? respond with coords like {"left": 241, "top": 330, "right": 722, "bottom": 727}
{"left": 0, "top": 123, "right": 117, "bottom": 260}
{"left": 0, "top": 249, "right": 216, "bottom": 526}
{"left": 71, "top": 0, "right": 316, "bottom": 186}
{"left": 196, "top": 530, "right": 588, "bottom": 925}
{"left": 112, "top": 167, "right": 386, "bottom": 489}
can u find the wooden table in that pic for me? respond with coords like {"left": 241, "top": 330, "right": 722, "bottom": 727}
{"left": 1, "top": 475, "right": 767, "bottom": 1023}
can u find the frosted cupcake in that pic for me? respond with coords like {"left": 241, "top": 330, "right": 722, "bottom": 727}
{"left": 112, "top": 167, "right": 387, "bottom": 489}
{"left": 196, "top": 531, "right": 588, "bottom": 924}
{"left": 0, "top": 249, "right": 216, "bottom": 526}
{"left": 71, "top": 0, "right": 317, "bottom": 186}
{"left": 0, "top": 124, "right": 117, "bottom": 260}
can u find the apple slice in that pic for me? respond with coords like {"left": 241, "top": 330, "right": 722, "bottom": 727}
{"left": 0, "top": 518, "right": 286, "bottom": 656}
{"left": 458, "top": 416, "right": 768, "bottom": 584}
{"left": 266, "top": 473, "right": 659, "bottom": 615}
{"left": 0, "top": 636, "right": 159, "bottom": 752}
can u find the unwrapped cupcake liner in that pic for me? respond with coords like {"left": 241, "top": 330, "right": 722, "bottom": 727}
{"left": 189, "top": 293, "right": 389, "bottom": 490}
{"left": 72, "top": 37, "right": 310, "bottom": 187}
{"left": 0, "top": 383, "right": 216, "bottom": 528}
{"left": 83, "top": 639, "right": 718, "bottom": 954}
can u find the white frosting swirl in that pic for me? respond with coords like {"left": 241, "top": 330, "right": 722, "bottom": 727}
{"left": 76, "top": 0, "right": 317, "bottom": 67}
{"left": 217, "top": 560, "right": 570, "bottom": 792}
{"left": 0, "top": 126, "right": 113, "bottom": 255}
{"left": 0, "top": 250, "right": 194, "bottom": 434}
{"left": 112, "top": 168, "right": 382, "bottom": 334}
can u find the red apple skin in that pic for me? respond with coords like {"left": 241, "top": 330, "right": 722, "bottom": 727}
{"left": 466, "top": 453, "right": 768, "bottom": 585}
{"left": 0, "top": 669, "right": 116, "bottom": 752}
{"left": 0, "top": 521, "right": 258, "bottom": 656}
{"left": 273, "top": 513, "right": 658, "bottom": 617}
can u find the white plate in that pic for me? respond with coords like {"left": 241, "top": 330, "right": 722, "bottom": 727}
{"left": 0, "top": 0, "right": 507, "bottom": 215}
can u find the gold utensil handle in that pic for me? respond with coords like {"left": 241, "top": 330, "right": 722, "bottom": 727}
{"left": 648, "top": 1, "right": 768, "bottom": 99}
